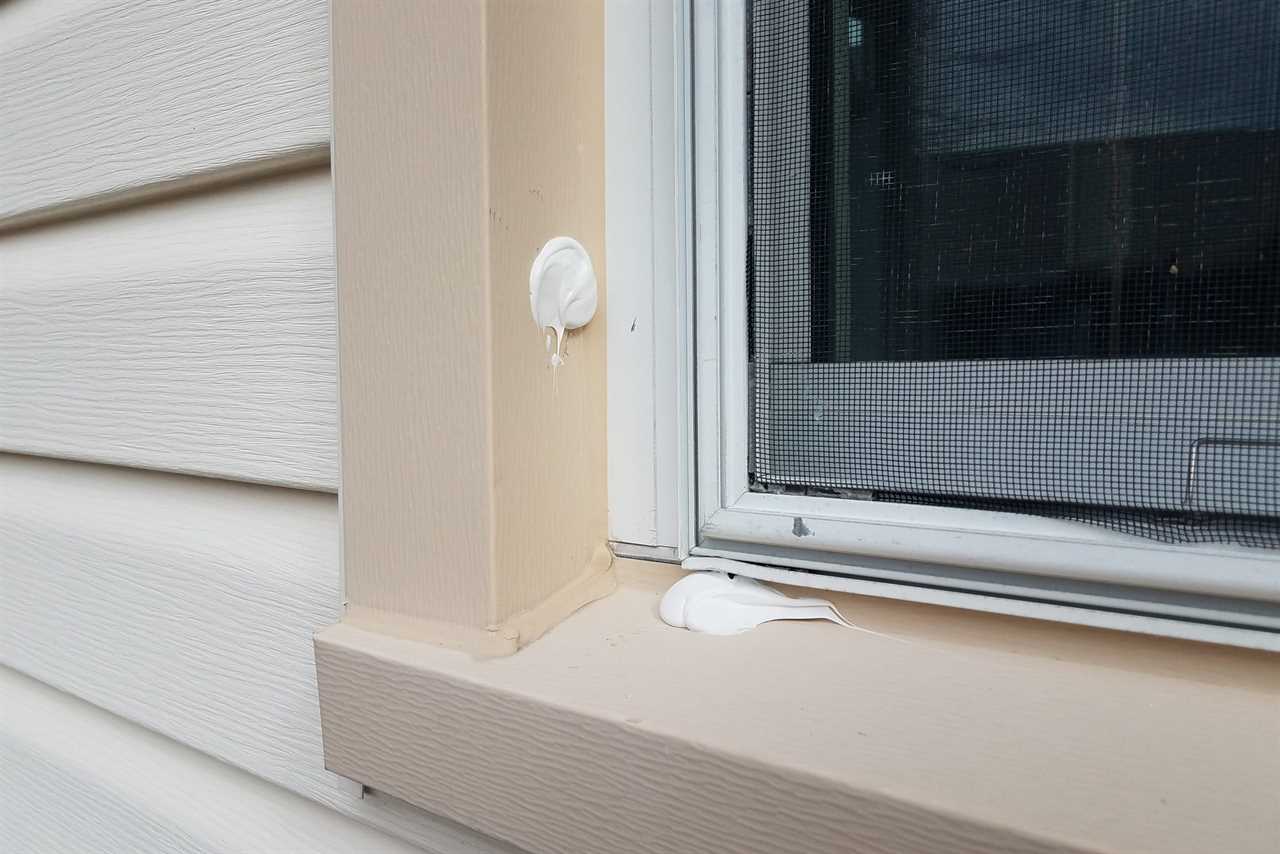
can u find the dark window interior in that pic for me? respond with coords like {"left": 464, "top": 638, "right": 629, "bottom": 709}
{"left": 746, "top": 0, "right": 1280, "bottom": 545}
{"left": 799, "top": 0, "right": 1280, "bottom": 363}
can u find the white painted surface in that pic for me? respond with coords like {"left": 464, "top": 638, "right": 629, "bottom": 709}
{"left": 0, "top": 667, "right": 431, "bottom": 854}
{"left": 693, "top": 0, "right": 751, "bottom": 526}
{"left": 604, "top": 0, "right": 694, "bottom": 554}
{"left": 0, "top": 0, "right": 329, "bottom": 226}
{"left": 0, "top": 170, "right": 338, "bottom": 491}
{"left": 0, "top": 455, "right": 516, "bottom": 854}
{"left": 697, "top": 491, "right": 1280, "bottom": 636}
{"left": 708, "top": 488, "right": 1280, "bottom": 607}
{"left": 683, "top": 555, "right": 1280, "bottom": 650}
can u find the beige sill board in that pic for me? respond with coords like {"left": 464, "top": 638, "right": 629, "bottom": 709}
{"left": 317, "top": 559, "right": 1280, "bottom": 854}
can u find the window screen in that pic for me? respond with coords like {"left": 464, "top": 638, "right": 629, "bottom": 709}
{"left": 747, "top": 0, "right": 1280, "bottom": 545}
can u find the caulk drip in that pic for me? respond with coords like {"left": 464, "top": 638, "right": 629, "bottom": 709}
{"left": 529, "top": 237, "right": 597, "bottom": 372}
{"left": 550, "top": 324, "right": 566, "bottom": 367}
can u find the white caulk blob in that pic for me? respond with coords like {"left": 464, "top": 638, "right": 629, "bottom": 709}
{"left": 659, "top": 570, "right": 859, "bottom": 635}
{"left": 529, "top": 237, "right": 597, "bottom": 369}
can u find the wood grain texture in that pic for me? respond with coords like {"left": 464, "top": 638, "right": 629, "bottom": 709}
{"left": 0, "top": 0, "right": 329, "bottom": 227}
{"left": 317, "top": 561, "right": 1280, "bottom": 854}
{"left": 333, "top": 0, "right": 494, "bottom": 627}
{"left": 0, "top": 169, "right": 338, "bottom": 490}
{"left": 0, "top": 0, "right": 98, "bottom": 51}
{"left": 486, "top": 0, "right": 609, "bottom": 622}
{"left": 316, "top": 631, "right": 1052, "bottom": 854}
{"left": 0, "top": 455, "right": 521, "bottom": 854}
{"left": 0, "top": 668, "right": 431, "bottom": 854}
{"left": 333, "top": 0, "right": 610, "bottom": 633}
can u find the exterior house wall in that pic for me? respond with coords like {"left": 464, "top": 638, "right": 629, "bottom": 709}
{"left": 0, "top": 1, "right": 511, "bottom": 851}
{"left": 5, "top": 3, "right": 1278, "bottom": 853}
{"left": 334, "top": 0, "right": 609, "bottom": 641}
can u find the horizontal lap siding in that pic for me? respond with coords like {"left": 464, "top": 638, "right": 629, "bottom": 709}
{"left": 0, "top": 667, "right": 429, "bottom": 854}
{"left": 0, "top": 170, "right": 339, "bottom": 490}
{"left": 0, "top": 0, "right": 329, "bottom": 228}
{"left": 0, "top": 2, "right": 502, "bottom": 851}
{"left": 0, "top": 455, "right": 346, "bottom": 811}
{"left": 0, "top": 455, "right": 517, "bottom": 854}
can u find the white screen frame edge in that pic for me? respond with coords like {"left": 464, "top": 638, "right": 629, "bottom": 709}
{"left": 687, "top": 0, "right": 1280, "bottom": 647}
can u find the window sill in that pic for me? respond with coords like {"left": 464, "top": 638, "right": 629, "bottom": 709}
{"left": 315, "top": 560, "right": 1279, "bottom": 854}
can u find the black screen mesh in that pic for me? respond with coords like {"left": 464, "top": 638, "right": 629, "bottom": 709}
{"left": 747, "top": 0, "right": 1280, "bottom": 545}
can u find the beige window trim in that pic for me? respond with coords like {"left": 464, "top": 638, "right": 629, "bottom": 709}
{"left": 330, "top": 0, "right": 613, "bottom": 658}
{"left": 318, "top": 561, "right": 1280, "bottom": 854}
{"left": 317, "top": 5, "right": 1279, "bottom": 854}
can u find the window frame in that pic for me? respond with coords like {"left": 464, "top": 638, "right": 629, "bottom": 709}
{"left": 609, "top": 0, "right": 1280, "bottom": 646}
{"left": 314, "top": 5, "right": 1280, "bottom": 850}
{"left": 604, "top": 0, "right": 696, "bottom": 560}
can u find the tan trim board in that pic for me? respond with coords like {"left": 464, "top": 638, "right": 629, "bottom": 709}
{"left": 315, "top": 560, "right": 1280, "bottom": 854}
{"left": 333, "top": 0, "right": 493, "bottom": 629}
{"left": 499, "top": 544, "right": 617, "bottom": 650}
{"left": 484, "top": 0, "right": 608, "bottom": 623}
{"left": 332, "top": 0, "right": 608, "bottom": 640}
{"left": 316, "top": 631, "right": 1066, "bottom": 854}
{"left": 343, "top": 545, "right": 616, "bottom": 657}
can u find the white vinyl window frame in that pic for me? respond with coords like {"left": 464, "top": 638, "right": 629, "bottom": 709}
{"left": 607, "top": 0, "right": 1280, "bottom": 649}
{"left": 605, "top": 0, "right": 696, "bottom": 560}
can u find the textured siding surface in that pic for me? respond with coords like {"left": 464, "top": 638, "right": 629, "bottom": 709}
{"left": 0, "top": 170, "right": 338, "bottom": 490}
{"left": 0, "top": 0, "right": 329, "bottom": 227}
{"left": 0, "top": 2, "right": 507, "bottom": 851}
{"left": 0, "top": 456, "right": 344, "bottom": 806}
{"left": 1, "top": 668, "right": 438, "bottom": 854}
{"left": 0, "top": 457, "right": 517, "bottom": 853}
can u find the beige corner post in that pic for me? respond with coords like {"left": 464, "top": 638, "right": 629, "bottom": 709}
{"left": 327, "top": 0, "right": 611, "bottom": 657}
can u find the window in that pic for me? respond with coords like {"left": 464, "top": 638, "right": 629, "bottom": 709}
{"left": 608, "top": 0, "right": 1280, "bottom": 644}
{"left": 746, "top": 0, "right": 1280, "bottom": 543}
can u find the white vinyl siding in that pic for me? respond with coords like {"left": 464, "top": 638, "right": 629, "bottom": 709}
{"left": 0, "top": 0, "right": 328, "bottom": 227}
{"left": 1, "top": 668, "right": 430, "bottom": 854}
{"left": 0, "top": 2, "right": 510, "bottom": 851}
{"left": 0, "top": 171, "right": 338, "bottom": 489}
